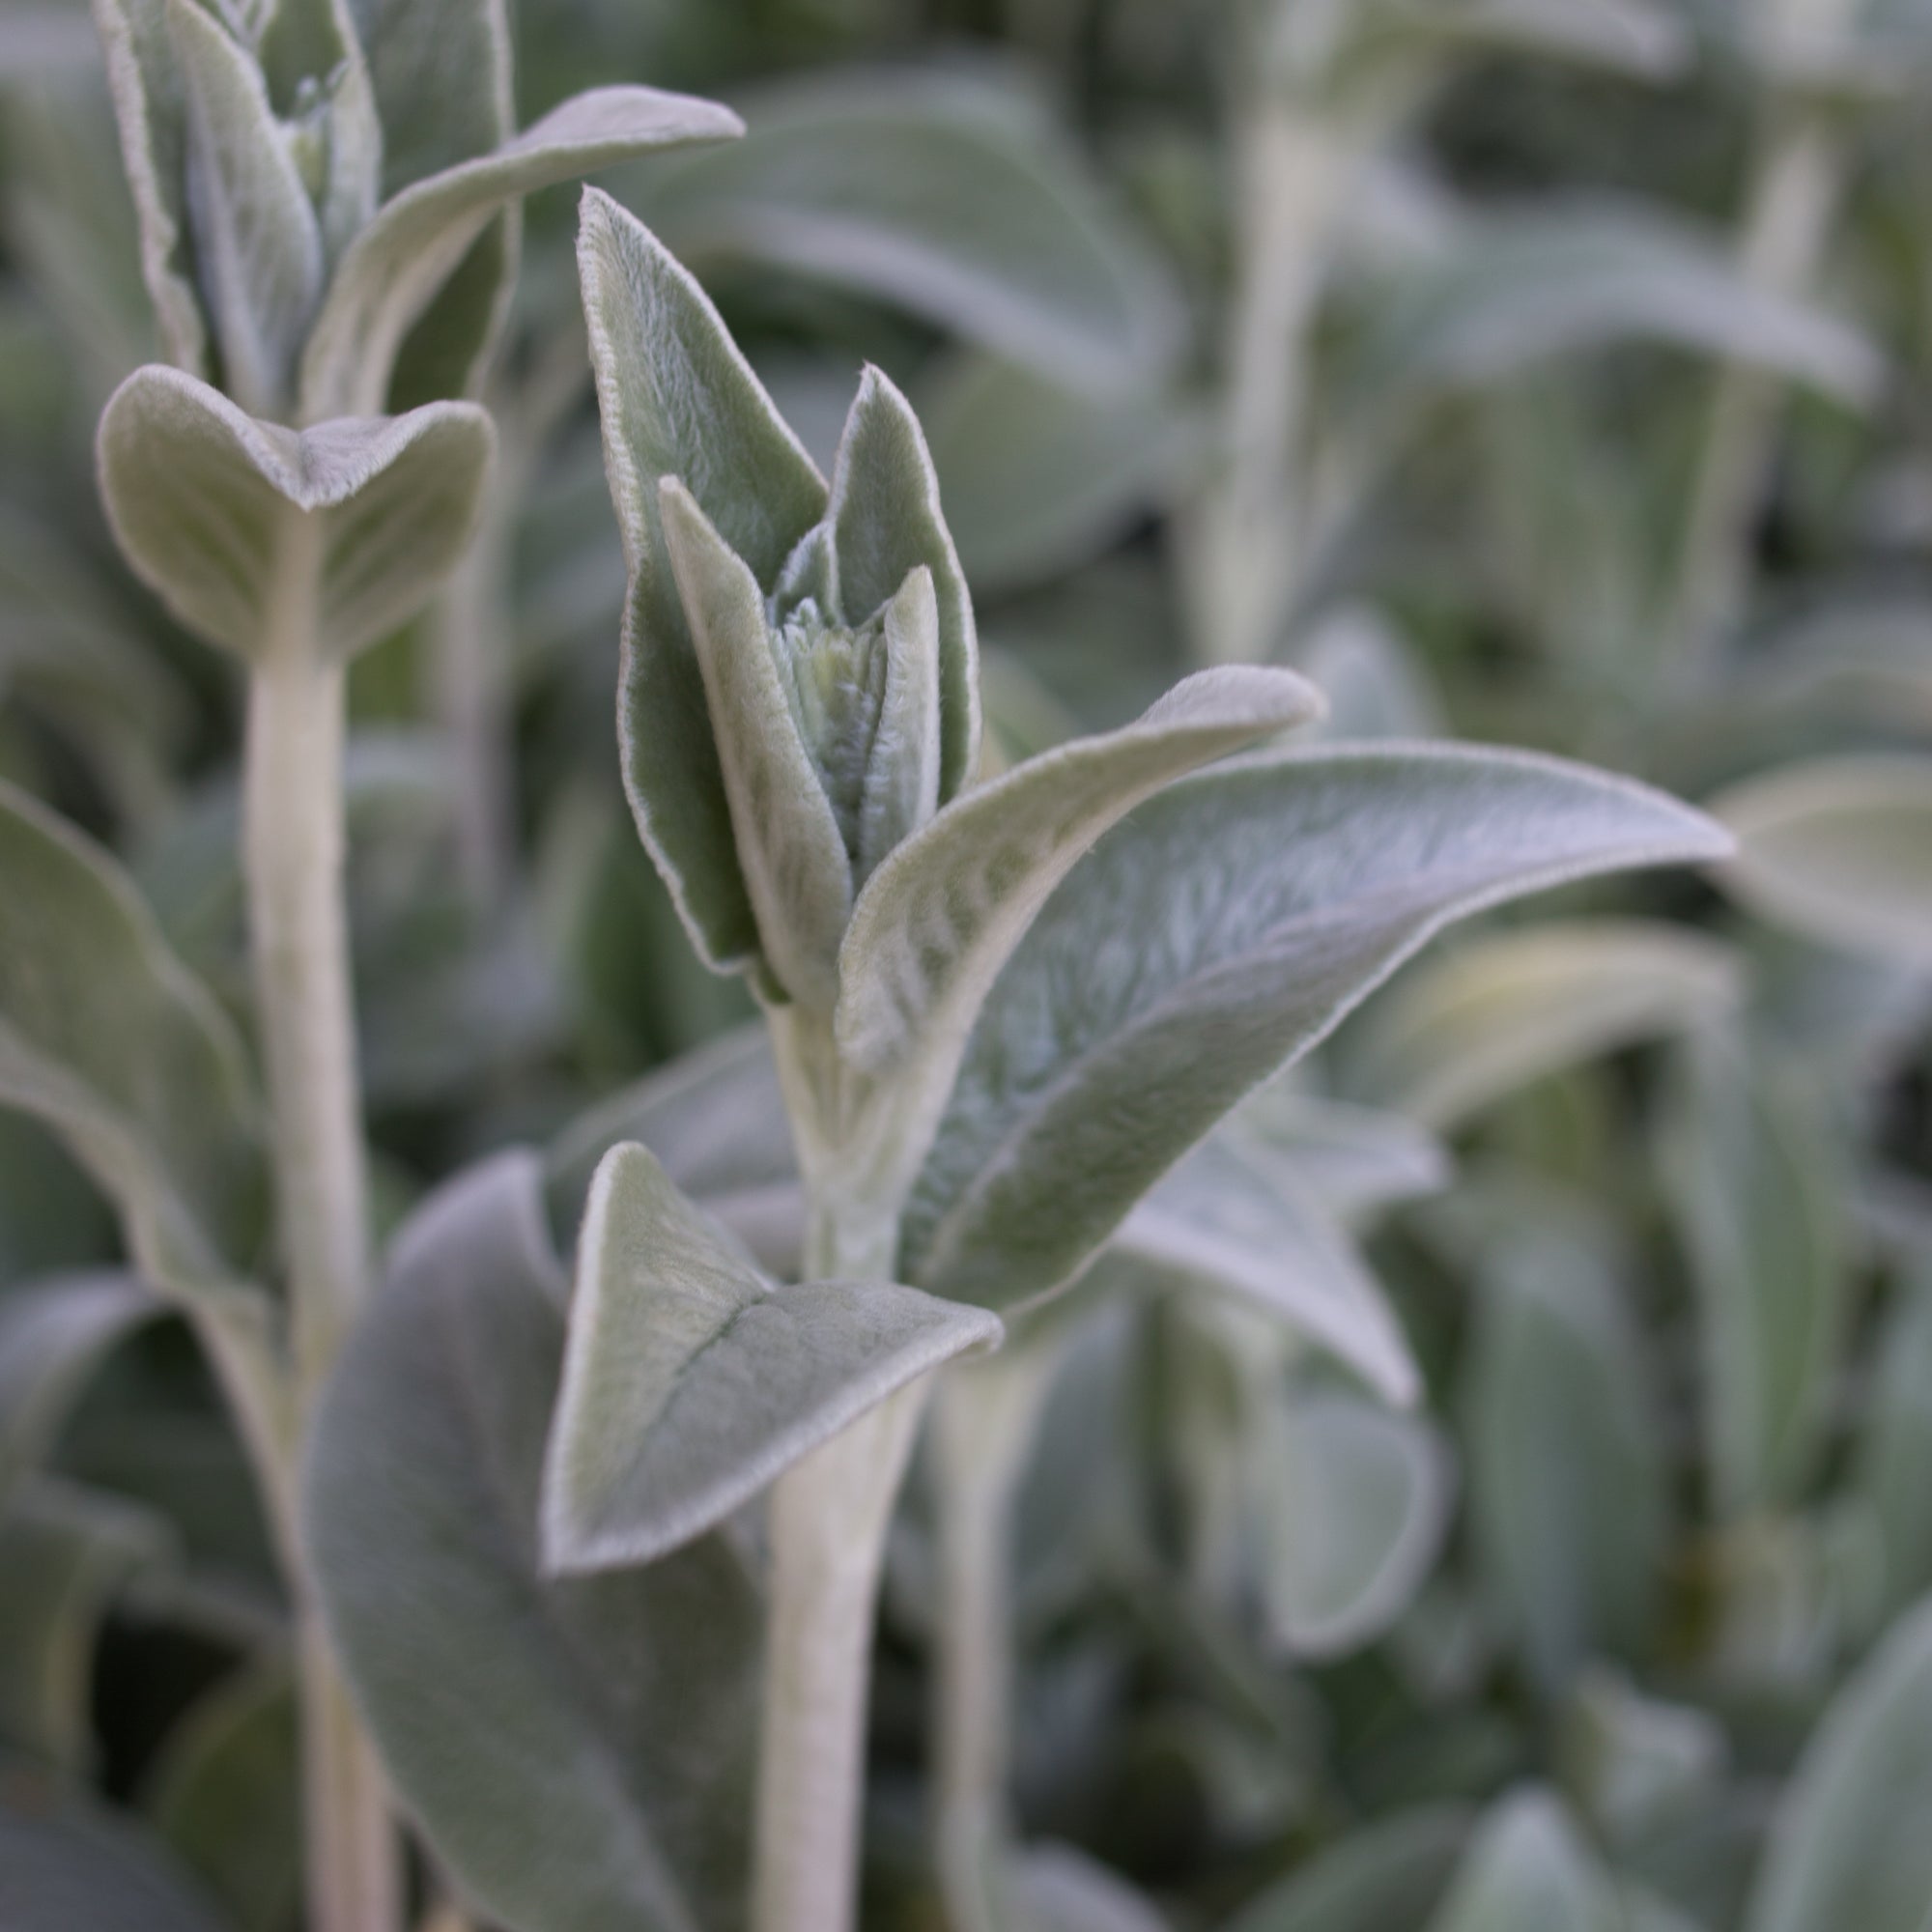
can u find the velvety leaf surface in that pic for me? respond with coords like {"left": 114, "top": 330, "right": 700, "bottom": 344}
{"left": 1464, "top": 1224, "right": 1665, "bottom": 1690}
{"left": 642, "top": 70, "right": 1180, "bottom": 389}
{"left": 300, "top": 87, "right": 744, "bottom": 417}
{"left": 1350, "top": 919, "right": 1739, "bottom": 1128}
{"left": 0, "top": 1762, "right": 229, "bottom": 1932}
{"left": 0, "top": 1272, "right": 156, "bottom": 1506}
{"left": 305, "top": 1148, "right": 761, "bottom": 1932}
{"left": 1258, "top": 1390, "right": 1453, "bottom": 1658}
{"left": 1219, "top": 1804, "right": 1469, "bottom": 1932}
{"left": 1663, "top": 1036, "right": 1848, "bottom": 1515}
{"left": 578, "top": 185, "right": 826, "bottom": 974}
{"left": 1746, "top": 1593, "right": 1932, "bottom": 1932}
{"left": 1116, "top": 1138, "right": 1419, "bottom": 1405}
{"left": 904, "top": 745, "right": 1730, "bottom": 1312}
{"left": 97, "top": 366, "right": 494, "bottom": 660}
{"left": 836, "top": 667, "right": 1323, "bottom": 1151}
{"left": 0, "top": 781, "right": 265, "bottom": 1307}
{"left": 1423, "top": 1789, "right": 1611, "bottom": 1932}
{"left": 1711, "top": 755, "right": 1932, "bottom": 969}
{"left": 541, "top": 1142, "right": 1000, "bottom": 1572}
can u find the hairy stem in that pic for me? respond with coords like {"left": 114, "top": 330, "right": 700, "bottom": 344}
{"left": 753, "top": 1378, "right": 929, "bottom": 1932}
{"left": 930, "top": 1344, "right": 1061, "bottom": 1932}
{"left": 244, "top": 507, "right": 401, "bottom": 1932}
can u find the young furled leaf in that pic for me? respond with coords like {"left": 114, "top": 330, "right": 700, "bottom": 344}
{"left": 541, "top": 1142, "right": 1000, "bottom": 1574}
{"left": 97, "top": 365, "right": 493, "bottom": 660}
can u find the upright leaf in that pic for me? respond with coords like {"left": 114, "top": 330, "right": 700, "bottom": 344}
{"left": 904, "top": 745, "right": 1730, "bottom": 1312}
{"left": 577, "top": 186, "right": 826, "bottom": 974}
{"left": 305, "top": 1149, "right": 762, "bottom": 1932}
{"left": 541, "top": 1142, "right": 1000, "bottom": 1573}
{"left": 1663, "top": 1035, "right": 1848, "bottom": 1515}
{"left": 1746, "top": 1594, "right": 1932, "bottom": 1932}
{"left": 98, "top": 364, "right": 494, "bottom": 660}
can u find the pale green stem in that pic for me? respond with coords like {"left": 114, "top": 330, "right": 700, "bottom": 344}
{"left": 244, "top": 507, "right": 402, "bottom": 1932}
{"left": 930, "top": 1343, "right": 1062, "bottom": 1932}
{"left": 1667, "top": 0, "right": 1858, "bottom": 672}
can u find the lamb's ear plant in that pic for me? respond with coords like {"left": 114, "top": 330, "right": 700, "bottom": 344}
{"left": 300, "top": 186, "right": 1729, "bottom": 1932}
{"left": 0, "top": 6, "right": 741, "bottom": 1929}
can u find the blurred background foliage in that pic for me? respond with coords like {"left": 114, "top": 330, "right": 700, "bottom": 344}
{"left": 2, "top": 0, "right": 1931, "bottom": 1926}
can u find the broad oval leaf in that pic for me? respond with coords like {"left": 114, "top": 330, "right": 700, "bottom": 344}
{"left": 300, "top": 86, "right": 745, "bottom": 418}
{"left": 1350, "top": 919, "right": 1740, "bottom": 1129}
{"left": 0, "top": 781, "right": 265, "bottom": 1308}
{"left": 1259, "top": 1389, "right": 1453, "bottom": 1659}
{"left": 305, "top": 1148, "right": 761, "bottom": 1932}
{"left": 1351, "top": 204, "right": 1880, "bottom": 419}
{"left": 0, "top": 1761, "right": 229, "bottom": 1932}
{"left": 835, "top": 666, "right": 1323, "bottom": 1112}
{"left": 1219, "top": 1804, "right": 1469, "bottom": 1932}
{"left": 578, "top": 185, "right": 827, "bottom": 976}
{"left": 903, "top": 744, "right": 1730, "bottom": 1313}
{"left": 1710, "top": 755, "right": 1932, "bottom": 970}
{"left": 1463, "top": 1221, "right": 1666, "bottom": 1690}
{"left": 0, "top": 1272, "right": 156, "bottom": 1507}
{"left": 98, "top": 364, "right": 494, "bottom": 661}
{"left": 1116, "top": 1138, "right": 1419, "bottom": 1406}
{"left": 642, "top": 69, "right": 1180, "bottom": 391}
{"left": 1662, "top": 1034, "right": 1848, "bottom": 1516}
{"left": 1746, "top": 1592, "right": 1932, "bottom": 1932}
{"left": 1424, "top": 1788, "right": 1611, "bottom": 1932}
{"left": 540, "top": 1142, "right": 1000, "bottom": 1574}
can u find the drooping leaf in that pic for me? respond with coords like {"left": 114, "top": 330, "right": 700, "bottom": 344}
{"left": 922, "top": 351, "right": 1185, "bottom": 595}
{"left": 641, "top": 69, "right": 1180, "bottom": 390}
{"left": 1423, "top": 1789, "right": 1612, "bottom": 1932}
{"left": 577, "top": 185, "right": 827, "bottom": 976}
{"left": 1662, "top": 1034, "right": 1848, "bottom": 1515}
{"left": 162, "top": 0, "right": 324, "bottom": 417}
{"left": 0, "top": 781, "right": 266, "bottom": 1310}
{"left": 98, "top": 364, "right": 494, "bottom": 661}
{"left": 540, "top": 1142, "right": 1000, "bottom": 1574}
{"left": 1115, "top": 1138, "right": 1419, "bottom": 1405}
{"left": 904, "top": 745, "right": 1730, "bottom": 1313}
{"left": 300, "top": 88, "right": 744, "bottom": 417}
{"left": 1463, "top": 1220, "right": 1665, "bottom": 1690}
{"left": 1228, "top": 1088, "right": 1450, "bottom": 1222}
{"left": 836, "top": 668, "right": 1324, "bottom": 1156}
{"left": 1710, "top": 755, "right": 1932, "bottom": 970}
{"left": 0, "top": 1761, "right": 230, "bottom": 1932}
{"left": 1257, "top": 1389, "right": 1453, "bottom": 1658}
{"left": 143, "top": 1660, "right": 299, "bottom": 1932}
{"left": 1350, "top": 920, "right": 1740, "bottom": 1129}
{"left": 1219, "top": 1804, "right": 1469, "bottom": 1932}
{"left": 0, "top": 1272, "right": 156, "bottom": 1507}
{"left": 826, "top": 364, "right": 979, "bottom": 799}
{"left": 1351, "top": 205, "right": 1881, "bottom": 419}
{"left": 0, "top": 1478, "right": 172, "bottom": 1773}
{"left": 1745, "top": 1593, "right": 1932, "bottom": 1932}
{"left": 305, "top": 1149, "right": 762, "bottom": 1932}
